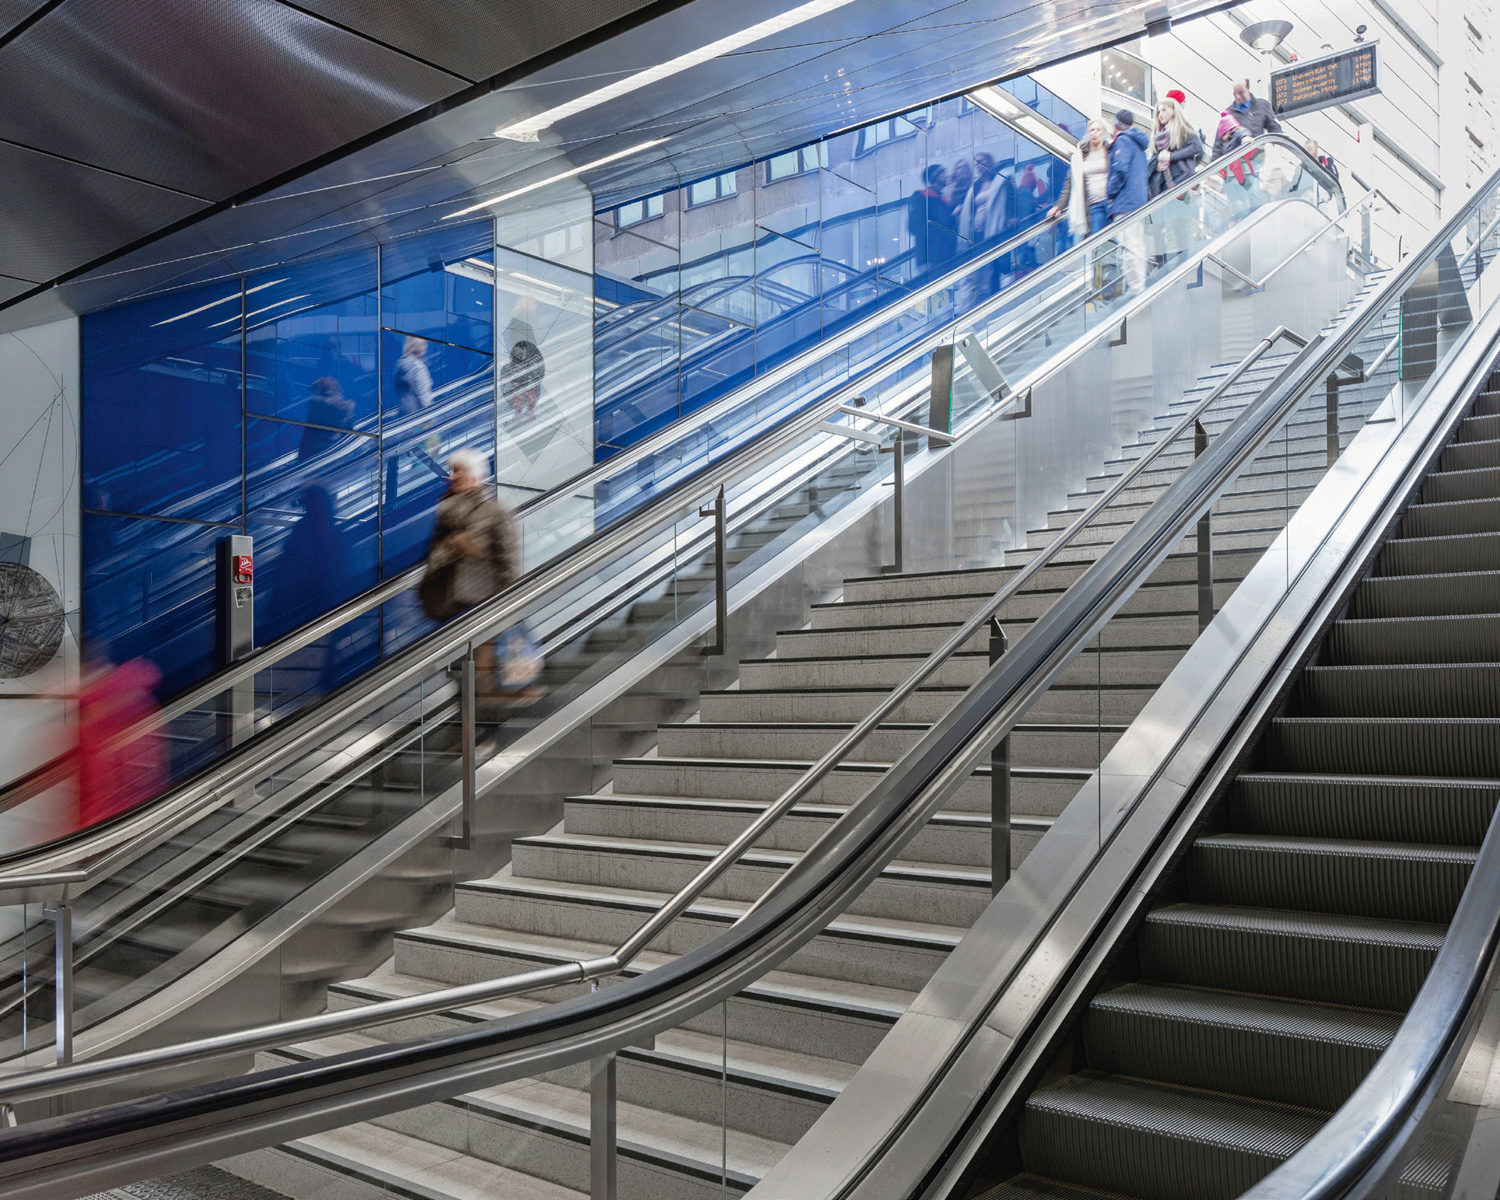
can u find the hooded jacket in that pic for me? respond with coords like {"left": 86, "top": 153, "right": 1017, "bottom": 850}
{"left": 1107, "top": 126, "right": 1150, "bottom": 217}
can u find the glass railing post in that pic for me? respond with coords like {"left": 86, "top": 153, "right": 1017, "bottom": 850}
{"left": 1194, "top": 419, "right": 1215, "bottom": 634}
{"left": 989, "top": 618, "right": 1011, "bottom": 895}
{"left": 589, "top": 1050, "right": 618, "bottom": 1200}
{"left": 42, "top": 899, "right": 72, "bottom": 1066}
{"left": 457, "top": 649, "right": 476, "bottom": 850}
{"left": 929, "top": 344, "right": 954, "bottom": 435}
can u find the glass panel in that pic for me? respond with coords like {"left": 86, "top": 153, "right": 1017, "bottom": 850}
{"left": 380, "top": 222, "right": 496, "bottom": 356}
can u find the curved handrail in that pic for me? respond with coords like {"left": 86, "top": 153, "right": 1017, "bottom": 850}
{"left": 0, "top": 226, "right": 1379, "bottom": 1194}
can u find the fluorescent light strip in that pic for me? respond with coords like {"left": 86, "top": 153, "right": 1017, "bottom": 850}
{"left": 445, "top": 139, "right": 667, "bottom": 220}
{"left": 150, "top": 278, "right": 287, "bottom": 327}
{"left": 492, "top": 0, "right": 861, "bottom": 141}
{"left": 206, "top": 294, "right": 310, "bottom": 329}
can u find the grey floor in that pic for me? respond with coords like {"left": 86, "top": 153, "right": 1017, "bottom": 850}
{"left": 82, "top": 1166, "right": 288, "bottom": 1200}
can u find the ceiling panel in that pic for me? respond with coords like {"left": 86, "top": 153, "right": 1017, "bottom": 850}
{"left": 0, "top": 141, "right": 206, "bottom": 282}
{"left": 0, "top": 274, "right": 35, "bottom": 304}
{"left": 290, "top": 0, "right": 665, "bottom": 83}
{"left": 0, "top": 0, "right": 464, "bottom": 199}
{"left": 0, "top": 0, "right": 48, "bottom": 36}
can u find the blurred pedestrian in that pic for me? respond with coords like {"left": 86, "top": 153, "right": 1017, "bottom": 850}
{"left": 419, "top": 449, "right": 539, "bottom": 702}
{"left": 75, "top": 656, "right": 166, "bottom": 830}
{"left": 1217, "top": 79, "right": 1281, "bottom": 151}
{"left": 1147, "top": 98, "right": 1204, "bottom": 196}
{"left": 1107, "top": 109, "right": 1150, "bottom": 293}
{"left": 908, "top": 163, "right": 957, "bottom": 274}
{"left": 1050, "top": 118, "right": 1114, "bottom": 237}
{"left": 393, "top": 336, "right": 434, "bottom": 416}
{"left": 297, "top": 377, "right": 353, "bottom": 460}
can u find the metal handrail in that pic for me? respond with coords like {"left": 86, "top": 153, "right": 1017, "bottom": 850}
{"left": 0, "top": 135, "right": 1347, "bottom": 877}
{"left": 0, "top": 136, "right": 1345, "bottom": 826}
{"left": 0, "top": 317, "right": 1312, "bottom": 1108}
{"left": 0, "top": 225, "right": 1387, "bottom": 1191}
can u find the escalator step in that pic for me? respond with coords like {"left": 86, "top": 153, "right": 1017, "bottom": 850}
{"left": 1138, "top": 903, "right": 1442, "bottom": 1010}
{"left": 1230, "top": 774, "right": 1500, "bottom": 845}
{"left": 1019, "top": 1072, "right": 1323, "bottom": 1200}
{"left": 1420, "top": 466, "right": 1500, "bottom": 504}
{"left": 1299, "top": 663, "right": 1500, "bottom": 717}
{"left": 1187, "top": 834, "right": 1474, "bottom": 924}
{"left": 1352, "top": 570, "right": 1500, "bottom": 618}
{"left": 1268, "top": 716, "right": 1500, "bottom": 777}
{"left": 1477, "top": 392, "right": 1500, "bottom": 417}
{"left": 1399, "top": 497, "right": 1500, "bottom": 539}
{"left": 1439, "top": 437, "right": 1500, "bottom": 474}
{"left": 1327, "top": 614, "right": 1500, "bottom": 664}
{"left": 1457, "top": 412, "right": 1500, "bottom": 443}
{"left": 1084, "top": 982, "right": 1397, "bottom": 1112}
{"left": 1377, "top": 532, "right": 1500, "bottom": 577}
{"left": 974, "top": 1176, "right": 1139, "bottom": 1200}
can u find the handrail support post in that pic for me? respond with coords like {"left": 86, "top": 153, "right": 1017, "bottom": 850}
{"left": 989, "top": 618, "right": 1011, "bottom": 894}
{"left": 699, "top": 486, "right": 728, "bottom": 656}
{"left": 882, "top": 442, "right": 905, "bottom": 575}
{"left": 455, "top": 647, "right": 476, "bottom": 850}
{"left": 590, "top": 1049, "right": 618, "bottom": 1200}
{"left": 43, "top": 898, "right": 73, "bottom": 1066}
{"left": 1194, "top": 420, "right": 1215, "bottom": 634}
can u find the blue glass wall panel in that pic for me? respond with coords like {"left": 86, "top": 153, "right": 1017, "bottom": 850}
{"left": 243, "top": 250, "right": 380, "bottom": 433}
{"left": 81, "top": 512, "right": 222, "bottom": 697}
{"left": 381, "top": 222, "right": 495, "bottom": 355}
{"left": 82, "top": 281, "right": 245, "bottom": 525}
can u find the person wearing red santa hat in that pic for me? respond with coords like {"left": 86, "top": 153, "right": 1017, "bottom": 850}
{"left": 1165, "top": 88, "right": 1207, "bottom": 148}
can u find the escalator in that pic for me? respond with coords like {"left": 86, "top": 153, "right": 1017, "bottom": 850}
{"left": 984, "top": 374, "right": 1500, "bottom": 1199}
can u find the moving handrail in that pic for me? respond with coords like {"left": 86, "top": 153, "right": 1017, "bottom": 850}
{"left": 0, "top": 214, "right": 1390, "bottom": 1198}
{"left": 0, "top": 134, "right": 1348, "bottom": 832}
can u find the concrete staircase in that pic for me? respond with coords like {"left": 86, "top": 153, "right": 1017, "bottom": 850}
{"left": 224, "top": 306, "right": 1399, "bottom": 1200}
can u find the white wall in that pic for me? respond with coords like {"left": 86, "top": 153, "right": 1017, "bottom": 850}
{"left": 0, "top": 318, "right": 80, "bottom": 794}
{"left": 1035, "top": 2, "right": 1492, "bottom": 264}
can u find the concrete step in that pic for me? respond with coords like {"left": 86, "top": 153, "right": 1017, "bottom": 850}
{"left": 698, "top": 685, "right": 1152, "bottom": 726}
{"left": 324, "top": 972, "right": 852, "bottom": 1146}
{"left": 774, "top": 611, "right": 1197, "bottom": 658}
{"left": 610, "top": 757, "right": 1088, "bottom": 821}
{"left": 389, "top": 921, "right": 913, "bottom": 1065}
{"left": 452, "top": 874, "right": 957, "bottom": 993}
{"left": 1004, "top": 525, "right": 1275, "bottom": 569}
{"left": 653, "top": 721, "right": 1124, "bottom": 770}
{"left": 508, "top": 827, "right": 995, "bottom": 924}
{"left": 256, "top": 1034, "right": 785, "bottom": 1200}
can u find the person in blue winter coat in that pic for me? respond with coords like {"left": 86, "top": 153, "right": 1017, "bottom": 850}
{"left": 1106, "top": 109, "right": 1150, "bottom": 218}
{"left": 1106, "top": 109, "right": 1150, "bottom": 293}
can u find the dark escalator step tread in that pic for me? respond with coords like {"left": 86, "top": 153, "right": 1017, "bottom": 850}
{"left": 1300, "top": 664, "right": 1500, "bottom": 717}
{"left": 1400, "top": 497, "right": 1500, "bottom": 539}
{"left": 1138, "top": 903, "right": 1444, "bottom": 1010}
{"left": 1019, "top": 1073, "right": 1322, "bottom": 1200}
{"left": 1085, "top": 982, "right": 1397, "bottom": 1112}
{"left": 1459, "top": 412, "right": 1500, "bottom": 442}
{"left": 1269, "top": 716, "right": 1500, "bottom": 777}
{"left": 1421, "top": 466, "right": 1500, "bottom": 504}
{"left": 1351, "top": 571, "right": 1500, "bottom": 618}
{"left": 974, "top": 1176, "right": 1140, "bottom": 1200}
{"left": 1230, "top": 774, "right": 1500, "bottom": 845}
{"left": 1440, "top": 437, "right": 1500, "bottom": 472}
{"left": 1187, "top": 833, "right": 1474, "bottom": 924}
{"left": 1328, "top": 613, "right": 1500, "bottom": 664}
{"left": 1378, "top": 531, "right": 1500, "bottom": 577}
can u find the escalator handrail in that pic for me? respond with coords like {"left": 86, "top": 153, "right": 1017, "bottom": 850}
{"left": 0, "top": 134, "right": 1342, "bottom": 832}
{"left": 0, "top": 197, "right": 1369, "bottom": 1114}
{"left": 0, "top": 134, "right": 1346, "bottom": 841}
{"left": 0, "top": 206, "right": 1391, "bottom": 1194}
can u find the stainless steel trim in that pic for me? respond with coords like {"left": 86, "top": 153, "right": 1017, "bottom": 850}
{"left": 834, "top": 406, "right": 956, "bottom": 443}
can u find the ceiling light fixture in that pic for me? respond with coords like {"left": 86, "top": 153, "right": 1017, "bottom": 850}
{"left": 445, "top": 138, "right": 668, "bottom": 220}
{"left": 1240, "top": 19, "right": 1294, "bottom": 52}
{"left": 150, "top": 278, "right": 287, "bottom": 327}
{"left": 491, "top": 0, "right": 862, "bottom": 142}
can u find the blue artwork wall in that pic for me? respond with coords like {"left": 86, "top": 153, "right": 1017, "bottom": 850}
{"left": 81, "top": 223, "right": 497, "bottom": 699}
{"left": 592, "top": 83, "right": 1088, "bottom": 459}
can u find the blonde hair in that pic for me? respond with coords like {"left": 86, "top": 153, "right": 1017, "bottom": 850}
{"left": 1154, "top": 99, "right": 1194, "bottom": 151}
{"left": 1085, "top": 118, "right": 1110, "bottom": 155}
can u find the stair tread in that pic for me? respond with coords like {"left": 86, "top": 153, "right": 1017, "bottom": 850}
{"left": 975, "top": 1176, "right": 1141, "bottom": 1200}
{"left": 464, "top": 873, "right": 969, "bottom": 945}
{"left": 328, "top": 973, "right": 857, "bottom": 1095}
{"left": 518, "top": 828, "right": 996, "bottom": 882}
{"left": 398, "top": 920, "right": 919, "bottom": 1016}
{"left": 1093, "top": 982, "right": 1400, "bottom": 1047}
{"left": 614, "top": 754, "right": 1092, "bottom": 780}
{"left": 572, "top": 791, "right": 1028, "bottom": 829}
{"left": 284, "top": 1121, "right": 589, "bottom": 1200}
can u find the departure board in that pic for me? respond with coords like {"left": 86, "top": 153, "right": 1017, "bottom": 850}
{"left": 1270, "top": 43, "right": 1379, "bottom": 118}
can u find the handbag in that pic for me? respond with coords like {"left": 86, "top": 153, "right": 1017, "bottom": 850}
{"left": 497, "top": 623, "right": 543, "bottom": 690}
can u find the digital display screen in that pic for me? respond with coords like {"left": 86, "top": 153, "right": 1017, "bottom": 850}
{"left": 1271, "top": 43, "right": 1379, "bottom": 118}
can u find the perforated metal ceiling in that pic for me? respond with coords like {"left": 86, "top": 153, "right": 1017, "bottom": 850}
{"left": 0, "top": 0, "right": 1231, "bottom": 331}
